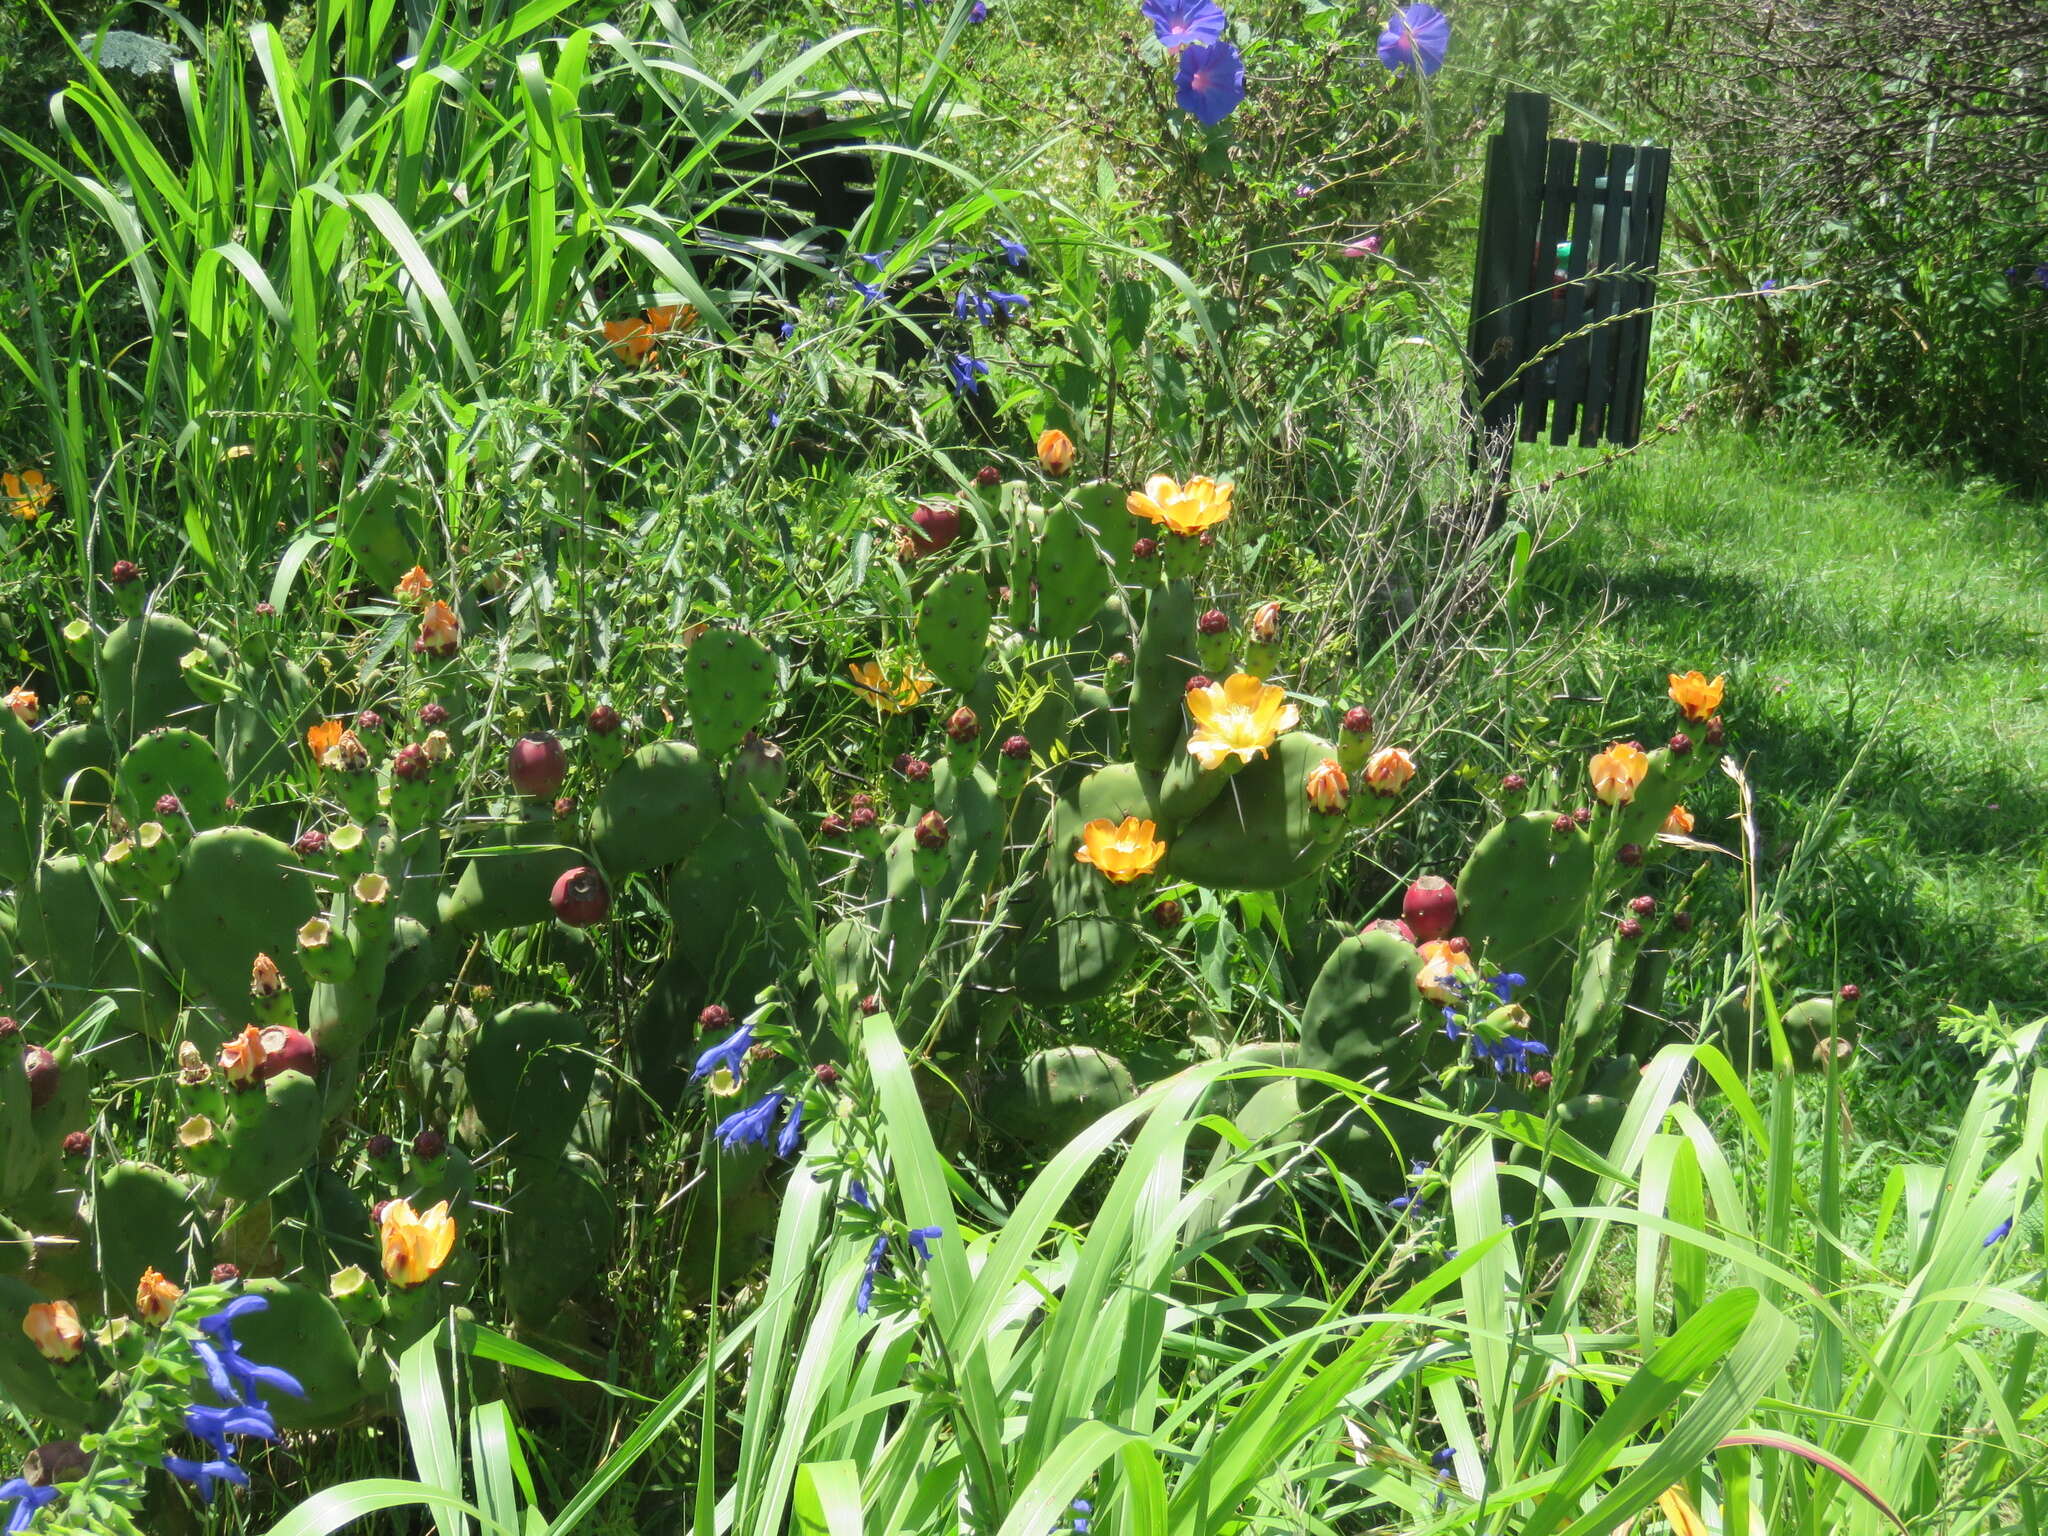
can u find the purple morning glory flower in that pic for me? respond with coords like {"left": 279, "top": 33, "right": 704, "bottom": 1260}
{"left": 1, "top": 1480, "right": 59, "bottom": 1534}
{"left": 162, "top": 1456, "right": 249, "bottom": 1504}
{"left": 1377, "top": 3, "right": 1450, "bottom": 76}
{"left": 716, "top": 1092, "right": 787, "bottom": 1151}
{"left": 969, "top": 0, "right": 987, "bottom": 19}
{"left": 1175, "top": 38, "right": 1245, "bottom": 127}
{"left": 947, "top": 352, "right": 990, "bottom": 395}
{"left": 907, "top": 1224, "right": 944, "bottom": 1261}
{"left": 1986, "top": 1217, "right": 2014, "bottom": 1246}
{"left": 856, "top": 1234, "right": 890, "bottom": 1313}
{"left": 996, "top": 236, "right": 1028, "bottom": 266}
{"left": 775, "top": 1098, "right": 805, "bottom": 1158}
{"left": 1141, "top": 0, "right": 1226, "bottom": 51}
{"left": 692, "top": 1023, "right": 754, "bottom": 1081}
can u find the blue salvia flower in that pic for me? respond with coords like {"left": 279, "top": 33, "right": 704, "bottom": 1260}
{"left": 0, "top": 1480, "right": 59, "bottom": 1534}
{"left": 850, "top": 280, "right": 884, "bottom": 304}
{"left": 197, "top": 1294, "right": 269, "bottom": 1341}
{"left": 1985, "top": 1218, "right": 2014, "bottom": 1247}
{"left": 907, "top": 1225, "right": 944, "bottom": 1262}
{"left": 996, "top": 236, "right": 1027, "bottom": 267}
{"left": 954, "top": 288, "right": 994, "bottom": 325}
{"left": 775, "top": 1098, "right": 805, "bottom": 1158}
{"left": 1488, "top": 972, "right": 1526, "bottom": 1003}
{"left": 777, "top": 320, "right": 795, "bottom": 341}
{"left": 987, "top": 291, "right": 1029, "bottom": 319}
{"left": 849, "top": 1179, "right": 873, "bottom": 1208}
{"left": 1071, "top": 1495, "right": 1093, "bottom": 1533}
{"left": 161, "top": 1456, "right": 250, "bottom": 1505}
{"left": 692, "top": 1023, "right": 754, "bottom": 1081}
{"left": 856, "top": 1234, "right": 890, "bottom": 1314}
{"left": 716, "top": 1092, "right": 787, "bottom": 1152}
{"left": 855, "top": 250, "right": 892, "bottom": 269}
{"left": 184, "top": 1402, "right": 279, "bottom": 1457}
{"left": 947, "top": 353, "right": 990, "bottom": 396}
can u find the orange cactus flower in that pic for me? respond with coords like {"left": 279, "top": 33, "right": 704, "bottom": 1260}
{"left": 306, "top": 719, "right": 345, "bottom": 758}
{"left": 1415, "top": 938, "right": 1478, "bottom": 1004}
{"left": 848, "top": 661, "right": 934, "bottom": 715}
{"left": 1073, "top": 816, "right": 1168, "bottom": 883}
{"left": 417, "top": 600, "right": 460, "bottom": 658}
{"left": 1667, "top": 671, "right": 1725, "bottom": 723}
{"left": 1589, "top": 741, "right": 1650, "bottom": 807}
{"left": 4, "top": 687, "right": 38, "bottom": 726}
{"left": 603, "top": 316, "right": 657, "bottom": 366}
{"left": 1126, "top": 474, "right": 1233, "bottom": 537}
{"left": 395, "top": 565, "right": 433, "bottom": 603}
{"left": 645, "top": 304, "right": 696, "bottom": 335}
{"left": 3, "top": 469, "right": 54, "bottom": 520}
{"left": 1036, "top": 428, "right": 1077, "bottom": 477}
{"left": 23, "top": 1300, "right": 83, "bottom": 1363}
{"left": 1363, "top": 746, "right": 1417, "bottom": 797}
{"left": 136, "top": 1268, "right": 183, "bottom": 1326}
{"left": 1247, "top": 601, "right": 1281, "bottom": 645}
{"left": 1303, "top": 756, "right": 1350, "bottom": 814}
{"left": 218, "top": 1025, "right": 267, "bottom": 1087}
{"left": 1662, "top": 803, "right": 1695, "bottom": 836}
{"left": 380, "top": 1197, "right": 458, "bottom": 1288}
{"left": 1185, "top": 673, "right": 1299, "bottom": 770}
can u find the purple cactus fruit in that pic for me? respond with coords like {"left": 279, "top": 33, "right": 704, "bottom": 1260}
{"left": 1341, "top": 706, "right": 1374, "bottom": 737}
{"left": 23, "top": 1045, "right": 60, "bottom": 1110}
{"left": 1363, "top": 917, "right": 1418, "bottom": 944}
{"left": 1629, "top": 894, "right": 1657, "bottom": 916}
{"left": 1500, "top": 772, "right": 1528, "bottom": 793}
{"left": 1617, "top": 917, "right": 1645, "bottom": 940}
{"left": 1197, "top": 609, "right": 1230, "bottom": 636}
{"left": 1132, "top": 537, "right": 1159, "bottom": 561}
{"left": 945, "top": 706, "right": 979, "bottom": 743}
{"left": 110, "top": 559, "right": 140, "bottom": 585}
{"left": 256, "top": 1026, "right": 318, "bottom": 1080}
{"left": 412, "top": 1128, "right": 447, "bottom": 1162}
{"left": 508, "top": 732, "right": 567, "bottom": 798}
{"left": 698, "top": 1004, "right": 732, "bottom": 1033}
{"left": 392, "top": 743, "right": 432, "bottom": 781}
{"left": 587, "top": 703, "right": 622, "bottom": 735}
{"left": 292, "top": 828, "right": 327, "bottom": 858}
{"left": 914, "top": 810, "right": 950, "bottom": 849}
{"left": 1839, "top": 983, "right": 1860, "bottom": 1003}
{"left": 973, "top": 465, "right": 1001, "bottom": 487}
{"left": 62, "top": 1129, "right": 90, "bottom": 1158}
{"left": 1617, "top": 843, "right": 1644, "bottom": 867}
{"left": 366, "top": 1133, "right": 398, "bottom": 1160}
{"left": 155, "top": 793, "right": 183, "bottom": 817}
{"left": 1402, "top": 877, "right": 1458, "bottom": 942}
{"left": 820, "top": 813, "right": 850, "bottom": 839}
{"left": 1669, "top": 731, "right": 1693, "bottom": 757}
{"left": 1000, "top": 734, "right": 1032, "bottom": 760}
{"left": 550, "top": 865, "right": 610, "bottom": 927}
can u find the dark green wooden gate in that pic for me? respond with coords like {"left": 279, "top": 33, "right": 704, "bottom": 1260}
{"left": 1469, "top": 90, "right": 1671, "bottom": 459}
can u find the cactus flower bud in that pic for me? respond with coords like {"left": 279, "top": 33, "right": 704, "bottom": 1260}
{"left": 110, "top": 559, "right": 140, "bottom": 585}
{"left": 507, "top": 732, "right": 567, "bottom": 797}
{"left": 1342, "top": 706, "right": 1374, "bottom": 737}
{"left": 820, "top": 813, "right": 850, "bottom": 839}
{"left": 0, "top": 1016, "right": 17, "bottom": 1041}
{"left": 416, "top": 600, "right": 461, "bottom": 658}
{"left": 1185, "top": 675, "right": 1213, "bottom": 694}
{"left": 1551, "top": 814, "right": 1576, "bottom": 835}
{"left": 1036, "top": 429, "right": 1077, "bottom": 476}
{"left": 1668, "top": 732, "right": 1693, "bottom": 757}
{"left": 914, "top": 810, "right": 950, "bottom": 849}
{"left": 21, "top": 1044, "right": 58, "bottom": 1110}
{"left": 1363, "top": 746, "right": 1417, "bottom": 797}
{"left": 945, "top": 706, "right": 979, "bottom": 744}
{"left": 1617, "top": 916, "right": 1645, "bottom": 940}
{"left": 23, "top": 1302, "right": 83, "bottom": 1364}
{"left": 1132, "top": 537, "right": 1158, "bottom": 561}
{"left": 1617, "top": 843, "right": 1643, "bottom": 866}
{"left": 587, "top": 703, "right": 622, "bottom": 735}
{"left": 1402, "top": 876, "right": 1458, "bottom": 941}
{"left": 859, "top": 995, "right": 883, "bottom": 1017}
{"left": 1529, "top": 1069, "right": 1553, "bottom": 1091}
{"left": 1247, "top": 601, "right": 1281, "bottom": 645}
{"left": 1839, "top": 983, "right": 1861, "bottom": 1003}
{"left": 901, "top": 756, "right": 933, "bottom": 784}
{"left": 355, "top": 709, "right": 384, "bottom": 735}
{"left": 973, "top": 465, "right": 1002, "bottom": 487}
{"left": 211, "top": 1263, "right": 242, "bottom": 1285}
{"left": 412, "top": 1128, "right": 447, "bottom": 1162}
{"left": 1303, "top": 756, "right": 1350, "bottom": 814}
{"left": 250, "top": 952, "right": 284, "bottom": 999}
{"left": 1629, "top": 894, "right": 1657, "bottom": 917}
{"left": 553, "top": 796, "right": 576, "bottom": 819}
{"left": 155, "top": 793, "right": 182, "bottom": 818}
{"left": 1362, "top": 917, "right": 1417, "bottom": 943}
{"left": 62, "top": 1129, "right": 90, "bottom": 1159}
{"left": 1572, "top": 806, "right": 1594, "bottom": 827}
{"left": 5, "top": 687, "right": 39, "bottom": 726}
{"left": 1500, "top": 772, "right": 1528, "bottom": 794}
{"left": 1704, "top": 715, "right": 1725, "bottom": 747}
{"left": 292, "top": 828, "right": 327, "bottom": 858}
{"left": 419, "top": 702, "right": 450, "bottom": 727}
{"left": 849, "top": 805, "right": 879, "bottom": 834}
{"left": 698, "top": 1005, "right": 733, "bottom": 1033}
{"left": 814, "top": 1062, "right": 842, "bottom": 1085}
{"left": 218, "top": 1026, "right": 267, "bottom": 1088}
{"left": 1151, "top": 899, "right": 1184, "bottom": 930}
{"left": 1000, "top": 734, "right": 1032, "bottom": 760}
{"left": 1197, "top": 609, "right": 1230, "bottom": 636}
{"left": 1671, "top": 911, "right": 1693, "bottom": 933}
{"left": 366, "top": 1133, "right": 397, "bottom": 1160}
{"left": 550, "top": 865, "right": 610, "bottom": 927}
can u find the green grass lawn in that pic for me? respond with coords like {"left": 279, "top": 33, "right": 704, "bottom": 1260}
{"left": 1529, "top": 427, "right": 2048, "bottom": 1057}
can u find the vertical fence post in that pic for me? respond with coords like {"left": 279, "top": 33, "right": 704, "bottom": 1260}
{"left": 1467, "top": 90, "right": 1549, "bottom": 531}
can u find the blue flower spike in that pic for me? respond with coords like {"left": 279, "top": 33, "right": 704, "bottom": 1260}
{"left": 692, "top": 1023, "right": 755, "bottom": 1081}
{"left": 162, "top": 1455, "right": 250, "bottom": 1505}
{"left": 1985, "top": 1217, "right": 2014, "bottom": 1247}
{"left": 716, "top": 1092, "right": 788, "bottom": 1152}
{"left": 856, "top": 1234, "right": 891, "bottom": 1314}
{"left": 907, "top": 1225, "right": 944, "bottom": 1262}
{"left": 775, "top": 1098, "right": 805, "bottom": 1159}
{"left": 947, "top": 353, "right": 990, "bottom": 396}
{"left": 1, "top": 1479, "right": 60, "bottom": 1534}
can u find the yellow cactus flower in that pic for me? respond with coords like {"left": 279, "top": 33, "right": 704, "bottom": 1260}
{"left": 135, "top": 1268, "right": 183, "bottom": 1326}
{"left": 1415, "top": 939, "right": 1477, "bottom": 1004}
{"left": 1662, "top": 803, "right": 1695, "bottom": 836}
{"left": 4, "top": 687, "right": 38, "bottom": 726}
{"left": 1185, "top": 673, "right": 1299, "bottom": 770}
{"left": 306, "top": 719, "right": 345, "bottom": 758}
{"left": 1363, "top": 746, "right": 1417, "bottom": 797}
{"left": 848, "top": 661, "right": 934, "bottom": 715}
{"left": 23, "top": 1300, "right": 83, "bottom": 1363}
{"left": 218, "top": 1025, "right": 267, "bottom": 1087}
{"left": 1126, "top": 474, "right": 1233, "bottom": 537}
{"left": 395, "top": 565, "right": 433, "bottom": 602}
{"left": 1667, "top": 670, "right": 1725, "bottom": 723}
{"left": 1036, "top": 428, "right": 1077, "bottom": 476}
{"left": 380, "top": 1198, "right": 458, "bottom": 1288}
{"left": 1303, "top": 756, "right": 1350, "bottom": 814}
{"left": 3, "top": 469, "right": 54, "bottom": 520}
{"left": 1589, "top": 741, "right": 1650, "bottom": 806}
{"left": 1074, "top": 816, "right": 1167, "bottom": 883}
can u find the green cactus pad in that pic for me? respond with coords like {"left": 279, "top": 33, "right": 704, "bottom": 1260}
{"left": 214, "top": 654, "right": 317, "bottom": 796}
{"left": 441, "top": 827, "right": 587, "bottom": 934}
{"left": 994, "top": 1045, "right": 1137, "bottom": 1149}
{"left": 1012, "top": 763, "right": 1160, "bottom": 1006}
{"left": 589, "top": 740, "right": 719, "bottom": 875}
{"left": 99, "top": 612, "right": 207, "bottom": 741}
{"left": 1127, "top": 580, "right": 1198, "bottom": 773}
{"left": 1298, "top": 930, "right": 1427, "bottom": 1098}
{"left": 1611, "top": 746, "right": 1696, "bottom": 852}
{"left": 408, "top": 1004, "right": 477, "bottom": 1127}
{"left": 503, "top": 1151, "right": 614, "bottom": 1326}
{"left": 0, "top": 705, "right": 43, "bottom": 884}
{"left": 1456, "top": 811, "right": 1598, "bottom": 975}
{"left": 467, "top": 1004, "right": 594, "bottom": 1163}
{"left": 1164, "top": 731, "right": 1343, "bottom": 892}
{"left": 664, "top": 806, "right": 814, "bottom": 1006}
{"left": 915, "top": 569, "right": 994, "bottom": 692}
{"left": 229, "top": 1278, "right": 364, "bottom": 1429}
{"left": 92, "top": 1162, "right": 210, "bottom": 1301}
{"left": 115, "top": 728, "right": 232, "bottom": 831}
{"left": 158, "top": 827, "right": 320, "bottom": 1023}
{"left": 12, "top": 854, "right": 103, "bottom": 997}
{"left": 1034, "top": 500, "right": 1114, "bottom": 642}
{"left": 216, "top": 1070, "right": 324, "bottom": 1200}
{"left": 38, "top": 722, "right": 114, "bottom": 823}
{"left": 683, "top": 628, "right": 776, "bottom": 758}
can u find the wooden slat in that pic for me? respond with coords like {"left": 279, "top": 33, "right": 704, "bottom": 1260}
{"left": 1467, "top": 90, "right": 1548, "bottom": 452}
{"left": 1578, "top": 143, "right": 1634, "bottom": 447}
{"left": 1604, "top": 143, "right": 1658, "bottom": 446}
{"left": 1618, "top": 146, "right": 1671, "bottom": 445}
{"left": 1519, "top": 136, "right": 1577, "bottom": 441}
{"left": 1549, "top": 139, "right": 1605, "bottom": 446}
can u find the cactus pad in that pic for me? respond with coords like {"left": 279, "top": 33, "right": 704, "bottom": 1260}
{"left": 115, "top": 728, "right": 232, "bottom": 831}
{"left": 589, "top": 740, "right": 719, "bottom": 874}
{"left": 683, "top": 628, "right": 776, "bottom": 758}
{"left": 915, "top": 569, "right": 994, "bottom": 692}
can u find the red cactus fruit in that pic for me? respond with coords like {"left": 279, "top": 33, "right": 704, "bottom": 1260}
{"left": 587, "top": 703, "right": 622, "bottom": 735}
{"left": 1552, "top": 814, "right": 1577, "bottom": 835}
{"left": 1629, "top": 894, "right": 1657, "bottom": 917}
{"left": 211, "top": 1263, "right": 242, "bottom": 1284}
{"left": 973, "top": 465, "right": 1001, "bottom": 487}
{"left": 110, "top": 559, "right": 140, "bottom": 585}
{"left": 23, "top": 1045, "right": 59, "bottom": 1110}
{"left": 413, "top": 1128, "right": 447, "bottom": 1161}
{"left": 550, "top": 865, "right": 610, "bottom": 927}
{"left": 1402, "top": 877, "right": 1458, "bottom": 942}
{"left": 292, "top": 829, "right": 327, "bottom": 858}
{"left": 1617, "top": 843, "right": 1643, "bottom": 866}
{"left": 392, "top": 743, "right": 431, "bottom": 781}
{"left": 419, "top": 702, "right": 450, "bottom": 727}
{"left": 820, "top": 813, "right": 851, "bottom": 839}
{"left": 1617, "top": 917, "right": 1645, "bottom": 940}
{"left": 1132, "top": 537, "right": 1158, "bottom": 560}
{"left": 1668, "top": 731, "right": 1693, "bottom": 756}
{"left": 906, "top": 502, "right": 962, "bottom": 556}
{"left": 62, "top": 1130, "right": 90, "bottom": 1158}
{"left": 815, "top": 1062, "right": 842, "bottom": 1085}
{"left": 1500, "top": 772, "right": 1528, "bottom": 793}
{"left": 859, "top": 994, "right": 883, "bottom": 1016}
{"left": 355, "top": 709, "right": 384, "bottom": 734}
{"left": 256, "top": 1026, "right": 318, "bottom": 1080}
{"left": 1151, "top": 899, "right": 1184, "bottom": 929}
{"left": 508, "top": 732, "right": 567, "bottom": 798}
{"left": 1362, "top": 917, "right": 1418, "bottom": 944}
